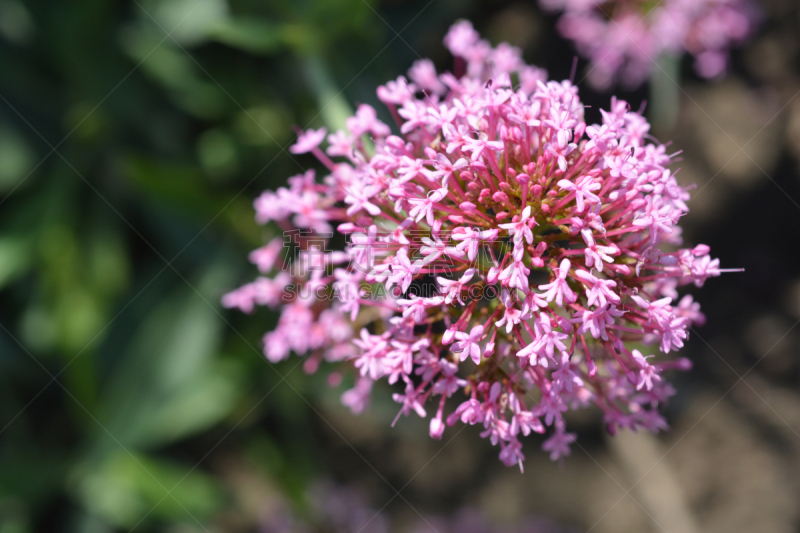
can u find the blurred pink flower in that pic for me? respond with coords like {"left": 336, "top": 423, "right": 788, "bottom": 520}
{"left": 541, "top": 0, "right": 759, "bottom": 89}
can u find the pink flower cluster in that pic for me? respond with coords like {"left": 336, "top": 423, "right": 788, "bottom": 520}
{"left": 224, "top": 21, "right": 727, "bottom": 469}
{"left": 540, "top": 0, "right": 757, "bottom": 88}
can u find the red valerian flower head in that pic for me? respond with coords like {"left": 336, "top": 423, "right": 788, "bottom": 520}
{"left": 224, "top": 21, "right": 735, "bottom": 468}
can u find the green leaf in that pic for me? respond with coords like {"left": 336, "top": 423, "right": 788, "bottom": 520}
{"left": 96, "top": 260, "right": 242, "bottom": 449}
{"left": 120, "top": 155, "right": 225, "bottom": 218}
{"left": 0, "top": 235, "right": 33, "bottom": 289}
{"left": 118, "top": 28, "right": 228, "bottom": 119}
{"left": 208, "top": 18, "right": 289, "bottom": 55}
{"left": 134, "top": 360, "right": 243, "bottom": 447}
{"left": 303, "top": 55, "right": 353, "bottom": 133}
{"left": 0, "top": 128, "right": 35, "bottom": 192}
{"left": 152, "top": 0, "right": 230, "bottom": 46}
{"left": 74, "top": 450, "right": 224, "bottom": 529}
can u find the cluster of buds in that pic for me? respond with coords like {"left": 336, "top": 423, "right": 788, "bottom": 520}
{"left": 540, "top": 0, "right": 757, "bottom": 88}
{"left": 223, "top": 21, "right": 729, "bottom": 469}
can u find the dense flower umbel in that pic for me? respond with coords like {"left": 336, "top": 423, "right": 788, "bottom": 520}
{"left": 224, "top": 21, "right": 728, "bottom": 469}
{"left": 540, "top": 0, "right": 757, "bottom": 89}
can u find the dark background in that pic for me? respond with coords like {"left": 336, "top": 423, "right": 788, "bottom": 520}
{"left": 1, "top": 0, "right": 799, "bottom": 531}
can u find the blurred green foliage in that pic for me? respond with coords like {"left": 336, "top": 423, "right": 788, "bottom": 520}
{"left": 0, "top": 0, "right": 415, "bottom": 530}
